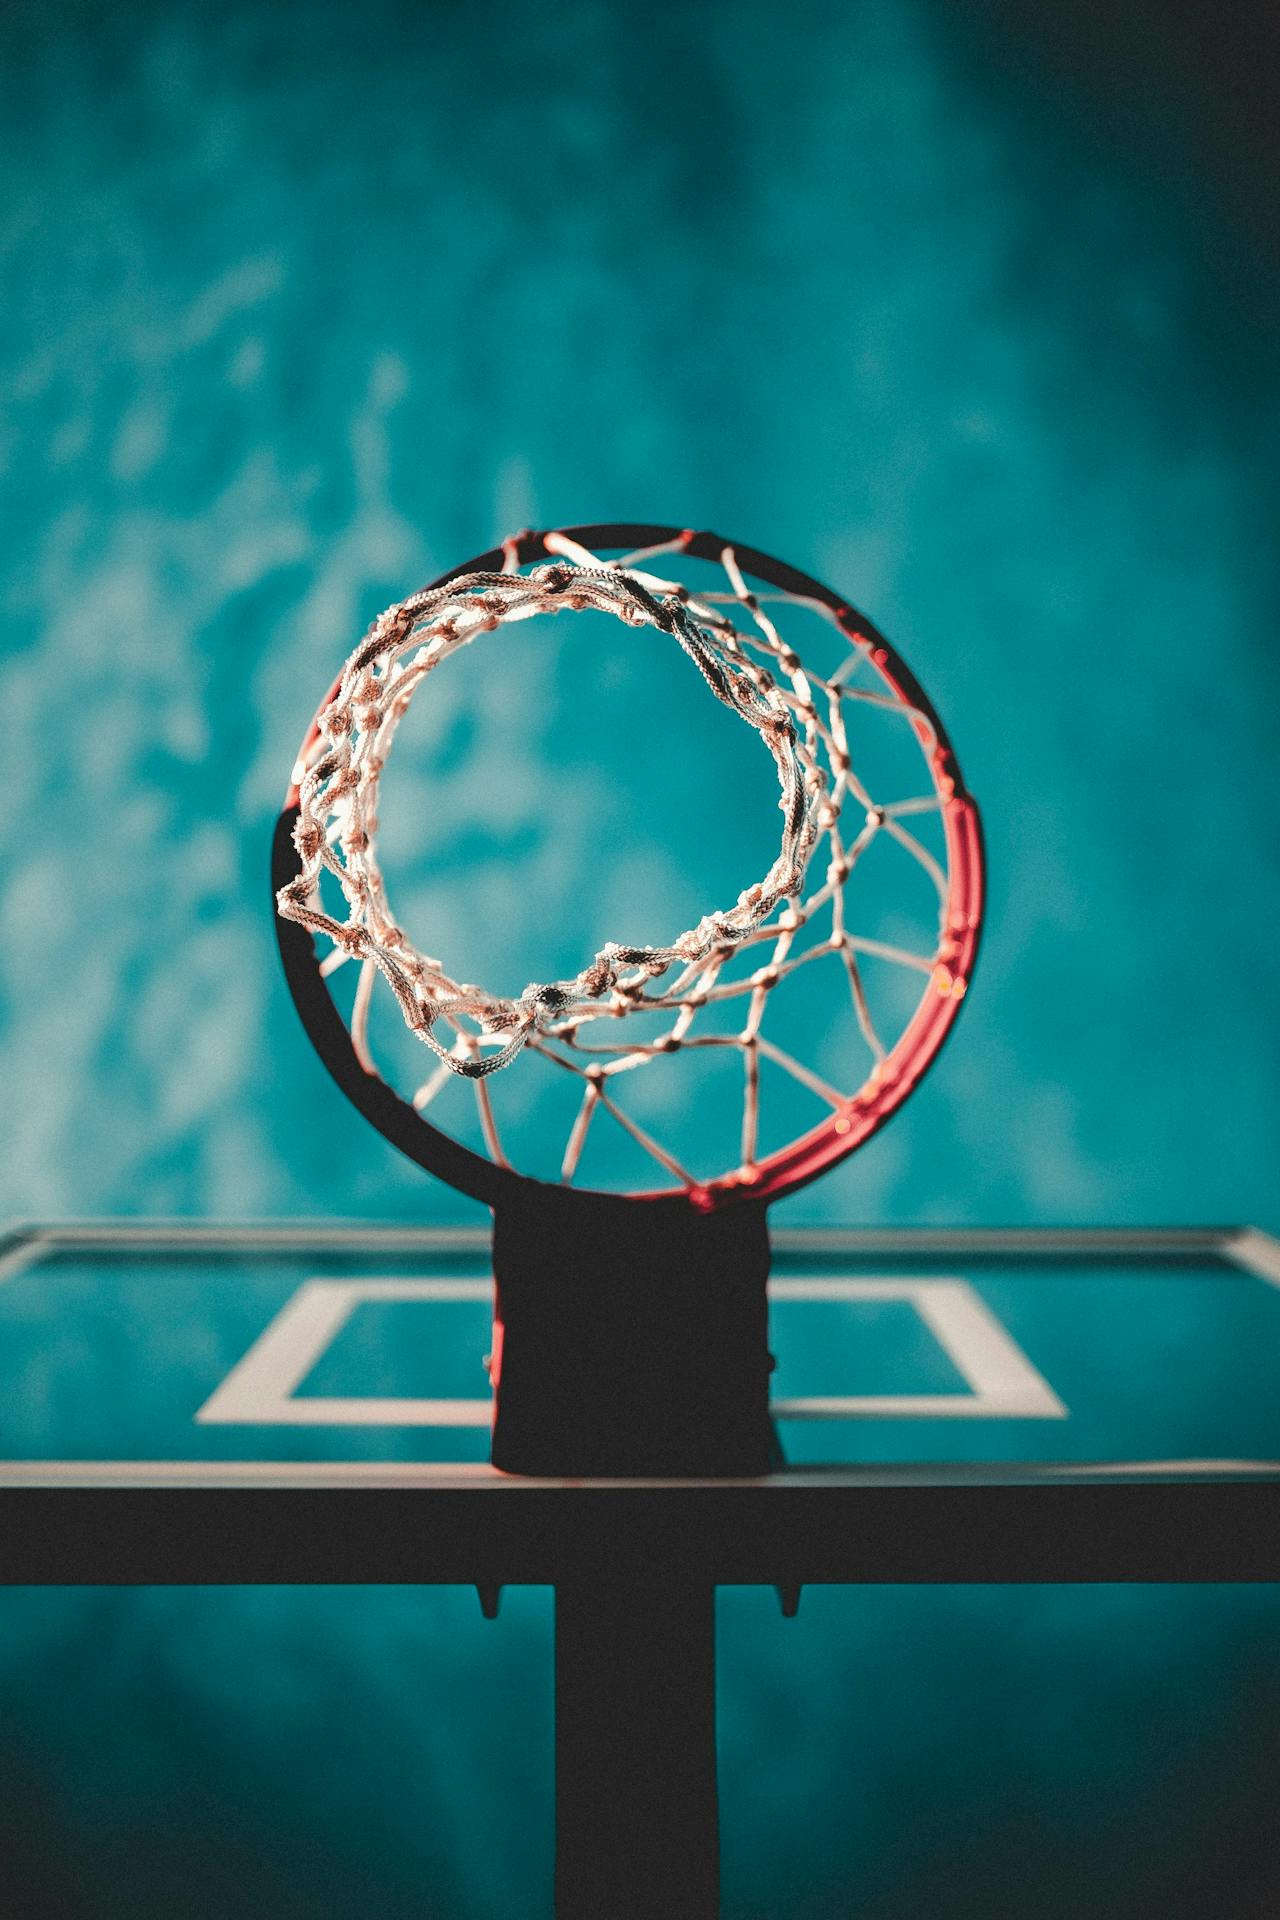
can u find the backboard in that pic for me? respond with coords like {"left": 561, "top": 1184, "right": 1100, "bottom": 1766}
{"left": 1, "top": 1221, "right": 1278, "bottom": 1585}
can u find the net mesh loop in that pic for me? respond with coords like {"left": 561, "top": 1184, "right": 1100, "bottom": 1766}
{"left": 278, "top": 531, "right": 969, "bottom": 1190}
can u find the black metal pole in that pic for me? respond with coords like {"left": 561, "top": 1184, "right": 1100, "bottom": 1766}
{"left": 555, "top": 1578, "right": 719, "bottom": 1920}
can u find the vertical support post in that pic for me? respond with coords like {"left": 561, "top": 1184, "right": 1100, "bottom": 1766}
{"left": 555, "top": 1578, "right": 719, "bottom": 1920}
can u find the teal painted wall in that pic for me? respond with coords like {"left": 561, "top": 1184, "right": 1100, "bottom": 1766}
{"left": 3, "top": 0, "right": 1277, "bottom": 1228}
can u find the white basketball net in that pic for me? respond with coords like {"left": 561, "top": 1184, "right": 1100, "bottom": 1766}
{"left": 279, "top": 531, "right": 962, "bottom": 1188}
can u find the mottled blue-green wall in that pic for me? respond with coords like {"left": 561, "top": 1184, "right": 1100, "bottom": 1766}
{"left": 1, "top": 5, "right": 1276, "bottom": 1917}
{"left": 3, "top": 0, "right": 1277, "bottom": 1227}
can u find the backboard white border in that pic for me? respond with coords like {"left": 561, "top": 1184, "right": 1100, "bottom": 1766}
{"left": 195, "top": 1274, "right": 1067, "bottom": 1428}
{"left": 197, "top": 1278, "right": 494, "bottom": 1427}
{"left": 770, "top": 1277, "right": 1066, "bottom": 1419}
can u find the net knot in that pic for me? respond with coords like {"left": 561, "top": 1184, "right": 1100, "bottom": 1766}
{"left": 293, "top": 823, "right": 324, "bottom": 861}
{"left": 581, "top": 957, "right": 619, "bottom": 997}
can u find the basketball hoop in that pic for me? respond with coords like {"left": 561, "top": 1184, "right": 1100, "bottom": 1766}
{"left": 273, "top": 523, "right": 984, "bottom": 1473}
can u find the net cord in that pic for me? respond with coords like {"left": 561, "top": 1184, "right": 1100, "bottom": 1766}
{"left": 277, "top": 533, "right": 968, "bottom": 1192}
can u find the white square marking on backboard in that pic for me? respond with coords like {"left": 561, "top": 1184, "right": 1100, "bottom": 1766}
{"left": 196, "top": 1273, "right": 1066, "bottom": 1427}
{"left": 769, "top": 1277, "right": 1066, "bottom": 1419}
{"left": 197, "top": 1278, "right": 495, "bottom": 1427}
